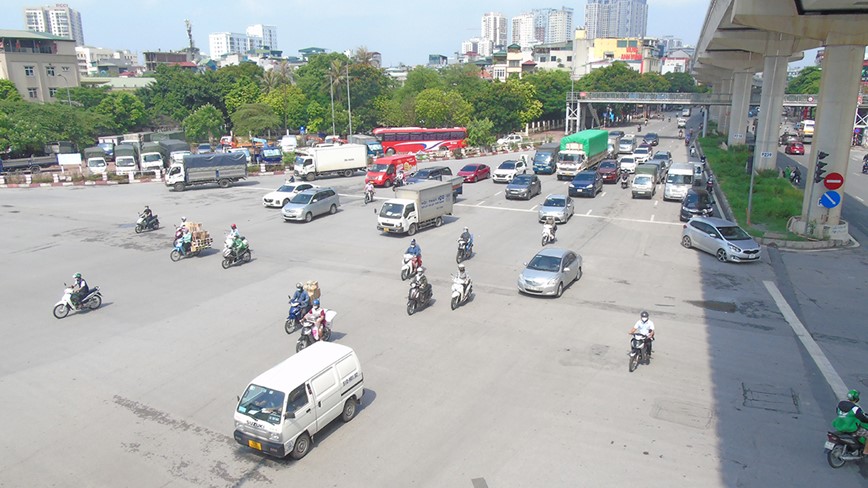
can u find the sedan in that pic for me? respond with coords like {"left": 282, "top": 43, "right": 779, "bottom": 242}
{"left": 517, "top": 248, "right": 583, "bottom": 298}
{"left": 785, "top": 142, "right": 805, "bottom": 155}
{"left": 569, "top": 170, "right": 603, "bottom": 197}
{"left": 538, "top": 194, "right": 575, "bottom": 223}
{"left": 505, "top": 174, "right": 542, "bottom": 200}
{"left": 643, "top": 133, "right": 659, "bottom": 146}
{"left": 681, "top": 216, "right": 762, "bottom": 263}
{"left": 458, "top": 163, "right": 491, "bottom": 183}
{"left": 262, "top": 182, "right": 317, "bottom": 208}
{"left": 282, "top": 188, "right": 340, "bottom": 222}
{"left": 598, "top": 159, "right": 620, "bottom": 183}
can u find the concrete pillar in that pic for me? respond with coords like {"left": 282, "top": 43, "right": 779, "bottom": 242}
{"left": 801, "top": 44, "right": 865, "bottom": 236}
{"left": 753, "top": 55, "right": 788, "bottom": 170}
{"left": 728, "top": 71, "right": 753, "bottom": 146}
{"left": 718, "top": 77, "right": 733, "bottom": 136}
{"left": 708, "top": 83, "right": 721, "bottom": 125}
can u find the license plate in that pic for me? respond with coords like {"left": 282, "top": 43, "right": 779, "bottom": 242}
{"left": 525, "top": 286, "right": 540, "bottom": 292}
{"left": 824, "top": 441, "right": 835, "bottom": 450}
{"left": 748, "top": 255, "right": 758, "bottom": 259}
{"left": 248, "top": 439, "right": 262, "bottom": 451}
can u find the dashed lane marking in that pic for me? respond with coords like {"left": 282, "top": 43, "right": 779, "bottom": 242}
{"left": 453, "top": 203, "right": 682, "bottom": 225}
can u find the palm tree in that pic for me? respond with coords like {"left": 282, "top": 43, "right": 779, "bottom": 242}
{"left": 352, "top": 46, "right": 376, "bottom": 67}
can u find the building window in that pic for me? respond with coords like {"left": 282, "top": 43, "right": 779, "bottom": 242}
{"left": 28, "top": 88, "right": 38, "bottom": 99}
{"left": 508, "top": 60, "right": 520, "bottom": 68}
{"left": 566, "top": 56, "right": 573, "bottom": 62}
{"left": 46, "top": 66, "right": 56, "bottom": 76}
{"left": 24, "top": 66, "right": 35, "bottom": 77}
{"left": 49, "top": 87, "right": 58, "bottom": 97}
{"left": 62, "top": 66, "right": 70, "bottom": 72}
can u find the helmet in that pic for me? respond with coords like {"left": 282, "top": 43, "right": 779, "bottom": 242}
{"left": 181, "top": 216, "right": 187, "bottom": 222}
{"left": 313, "top": 299, "right": 320, "bottom": 307}
{"left": 463, "top": 226, "right": 469, "bottom": 232}
{"left": 640, "top": 311, "right": 649, "bottom": 320}
{"left": 410, "top": 239, "right": 416, "bottom": 245}
{"left": 145, "top": 205, "right": 150, "bottom": 209}
{"left": 417, "top": 266, "right": 425, "bottom": 275}
{"left": 848, "top": 389, "right": 861, "bottom": 402}
{"left": 296, "top": 282, "right": 303, "bottom": 290}
{"left": 458, "top": 263, "right": 465, "bottom": 271}
{"left": 231, "top": 224, "right": 237, "bottom": 229}
{"left": 73, "top": 273, "right": 81, "bottom": 279}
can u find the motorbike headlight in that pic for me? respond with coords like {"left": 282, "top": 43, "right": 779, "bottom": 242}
{"left": 728, "top": 244, "right": 742, "bottom": 253}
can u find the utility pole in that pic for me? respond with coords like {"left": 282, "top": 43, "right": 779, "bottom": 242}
{"left": 346, "top": 63, "right": 352, "bottom": 136}
{"left": 329, "top": 74, "right": 336, "bottom": 136}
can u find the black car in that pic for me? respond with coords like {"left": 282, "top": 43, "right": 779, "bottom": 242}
{"left": 569, "top": 170, "right": 603, "bottom": 198}
{"left": 505, "top": 174, "right": 542, "bottom": 200}
{"left": 680, "top": 188, "right": 715, "bottom": 222}
{"left": 406, "top": 165, "right": 453, "bottom": 184}
{"left": 643, "top": 133, "right": 659, "bottom": 146}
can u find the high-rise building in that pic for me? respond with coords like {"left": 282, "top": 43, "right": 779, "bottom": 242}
{"left": 511, "top": 13, "right": 536, "bottom": 49}
{"left": 245, "top": 24, "right": 278, "bottom": 50}
{"left": 23, "top": 4, "right": 84, "bottom": 46}
{"left": 209, "top": 24, "right": 278, "bottom": 58}
{"left": 585, "top": 0, "right": 648, "bottom": 39}
{"left": 546, "top": 7, "right": 574, "bottom": 44}
{"left": 481, "top": 12, "right": 507, "bottom": 51}
{"left": 659, "top": 36, "right": 683, "bottom": 54}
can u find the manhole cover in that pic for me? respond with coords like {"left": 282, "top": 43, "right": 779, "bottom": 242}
{"left": 742, "top": 383, "right": 800, "bottom": 414}
{"left": 650, "top": 399, "right": 713, "bottom": 430}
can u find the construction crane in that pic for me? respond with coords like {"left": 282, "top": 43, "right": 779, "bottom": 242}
{"left": 185, "top": 19, "right": 195, "bottom": 51}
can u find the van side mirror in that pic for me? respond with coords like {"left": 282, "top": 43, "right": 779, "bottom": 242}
{"left": 373, "top": 207, "right": 378, "bottom": 214}
{"left": 284, "top": 411, "right": 296, "bottom": 419}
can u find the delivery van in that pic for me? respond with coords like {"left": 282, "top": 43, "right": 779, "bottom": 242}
{"left": 366, "top": 154, "right": 417, "bottom": 187}
{"left": 663, "top": 162, "right": 695, "bottom": 201}
{"left": 233, "top": 342, "right": 364, "bottom": 460}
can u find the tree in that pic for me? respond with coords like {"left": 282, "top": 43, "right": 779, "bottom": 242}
{"left": 474, "top": 79, "right": 542, "bottom": 134}
{"left": 0, "top": 80, "right": 23, "bottom": 102}
{"left": 304, "top": 100, "right": 327, "bottom": 133}
{"left": 373, "top": 95, "right": 406, "bottom": 127}
{"left": 575, "top": 62, "right": 644, "bottom": 92}
{"left": 93, "top": 91, "right": 148, "bottom": 132}
{"left": 66, "top": 86, "right": 110, "bottom": 108}
{"left": 522, "top": 69, "right": 571, "bottom": 119}
{"left": 259, "top": 85, "right": 307, "bottom": 130}
{"left": 638, "top": 72, "right": 670, "bottom": 92}
{"left": 663, "top": 72, "right": 698, "bottom": 93}
{"left": 414, "top": 88, "right": 472, "bottom": 127}
{"left": 466, "top": 118, "right": 495, "bottom": 147}
{"left": 182, "top": 104, "right": 224, "bottom": 142}
{"left": 786, "top": 66, "right": 821, "bottom": 94}
{"left": 0, "top": 100, "right": 108, "bottom": 156}
{"left": 223, "top": 78, "right": 261, "bottom": 117}
{"left": 230, "top": 103, "right": 280, "bottom": 137}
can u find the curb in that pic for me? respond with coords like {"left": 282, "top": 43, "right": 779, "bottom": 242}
{"left": 0, "top": 180, "right": 120, "bottom": 188}
{"left": 759, "top": 235, "right": 859, "bottom": 250}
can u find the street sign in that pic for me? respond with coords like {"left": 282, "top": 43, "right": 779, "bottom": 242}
{"left": 823, "top": 172, "right": 844, "bottom": 190}
{"left": 761, "top": 151, "right": 773, "bottom": 158}
{"left": 300, "top": 126, "right": 306, "bottom": 134}
{"left": 819, "top": 190, "right": 841, "bottom": 209}
{"left": 807, "top": 96, "right": 815, "bottom": 102}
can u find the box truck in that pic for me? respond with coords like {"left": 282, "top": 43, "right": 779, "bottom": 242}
{"left": 556, "top": 129, "right": 609, "bottom": 180}
{"left": 294, "top": 144, "right": 367, "bottom": 181}
{"left": 166, "top": 152, "right": 247, "bottom": 191}
{"left": 376, "top": 180, "right": 453, "bottom": 236}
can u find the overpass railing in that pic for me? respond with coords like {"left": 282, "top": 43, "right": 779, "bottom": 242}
{"left": 566, "top": 91, "right": 864, "bottom": 108}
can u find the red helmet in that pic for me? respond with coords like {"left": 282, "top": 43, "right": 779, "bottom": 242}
{"left": 231, "top": 224, "right": 237, "bottom": 229}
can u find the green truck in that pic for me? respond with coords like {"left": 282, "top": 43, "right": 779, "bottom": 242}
{"left": 556, "top": 129, "right": 609, "bottom": 180}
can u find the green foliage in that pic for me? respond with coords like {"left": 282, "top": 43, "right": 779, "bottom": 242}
{"left": 663, "top": 72, "right": 698, "bottom": 93}
{"left": 639, "top": 72, "right": 670, "bottom": 92}
{"left": 413, "top": 88, "right": 472, "bottom": 127}
{"left": 93, "top": 91, "right": 147, "bottom": 132}
{"left": 305, "top": 100, "right": 326, "bottom": 133}
{"left": 0, "top": 100, "right": 107, "bottom": 155}
{"left": 0, "top": 80, "right": 23, "bottom": 101}
{"left": 473, "top": 79, "right": 542, "bottom": 134}
{"left": 466, "top": 118, "right": 495, "bottom": 147}
{"left": 401, "top": 67, "right": 446, "bottom": 97}
{"left": 224, "top": 78, "right": 262, "bottom": 117}
{"left": 259, "top": 85, "right": 308, "bottom": 130}
{"left": 522, "top": 69, "right": 571, "bottom": 118}
{"left": 66, "top": 86, "right": 110, "bottom": 108}
{"left": 182, "top": 104, "right": 224, "bottom": 142}
{"left": 230, "top": 103, "right": 280, "bottom": 137}
{"left": 373, "top": 95, "right": 406, "bottom": 127}
{"left": 786, "top": 66, "right": 821, "bottom": 94}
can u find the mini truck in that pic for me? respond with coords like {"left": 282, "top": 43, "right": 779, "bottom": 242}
{"left": 377, "top": 180, "right": 453, "bottom": 236}
{"left": 555, "top": 129, "right": 609, "bottom": 180}
{"left": 158, "top": 139, "right": 191, "bottom": 165}
{"left": 166, "top": 152, "right": 247, "bottom": 191}
{"left": 294, "top": 144, "right": 367, "bottom": 181}
{"left": 139, "top": 141, "right": 165, "bottom": 171}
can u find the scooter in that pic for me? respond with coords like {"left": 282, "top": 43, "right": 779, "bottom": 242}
{"left": 364, "top": 187, "right": 375, "bottom": 204}
{"left": 53, "top": 283, "right": 102, "bottom": 319}
{"left": 620, "top": 170, "right": 630, "bottom": 189}
{"left": 450, "top": 274, "right": 472, "bottom": 310}
{"left": 135, "top": 213, "right": 159, "bottom": 233}
{"left": 862, "top": 161, "right": 868, "bottom": 174}
{"left": 401, "top": 253, "right": 419, "bottom": 281}
{"left": 285, "top": 300, "right": 311, "bottom": 334}
{"left": 541, "top": 224, "right": 556, "bottom": 246}
{"left": 825, "top": 430, "right": 866, "bottom": 468}
{"left": 791, "top": 170, "right": 802, "bottom": 186}
{"left": 456, "top": 237, "right": 473, "bottom": 263}
{"left": 296, "top": 309, "right": 336, "bottom": 352}
{"left": 628, "top": 333, "right": 651, "bottom": 372}
{"left": 406, "top": 280, "right": 432, "bottom": 315}
{"left": 222, "top": 234, "right": 252, "bottom": 269}
{"left": 170, "top": 237, "right": 201, "bottom": 261}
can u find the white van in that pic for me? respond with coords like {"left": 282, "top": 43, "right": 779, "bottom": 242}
{"left": 664, "top": 162, "right": 695, "bottom": 201}
{"left": 681, "top": 108, "right": 691, "bottom": 117}
{"left": 280, "top": 135, "right": 299, "bottom": 153}
{"left": 233, "top": 342, "right": 364, "bottom": 460}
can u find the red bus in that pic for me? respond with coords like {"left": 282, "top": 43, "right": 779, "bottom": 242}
{"left": 372, "top": 127, "right": 467, "bottom": 155}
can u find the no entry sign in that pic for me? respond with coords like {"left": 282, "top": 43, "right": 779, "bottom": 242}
{"left": 823, "top": 172, "right": 844, "bottom": 190}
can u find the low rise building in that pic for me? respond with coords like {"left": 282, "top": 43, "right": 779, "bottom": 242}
{"left": 0, "top": 29, "right": 79, "bottom": 102}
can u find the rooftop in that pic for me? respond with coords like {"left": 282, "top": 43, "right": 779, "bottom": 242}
{"left": 0, "top": 29, "right": 71, "bottom": 41}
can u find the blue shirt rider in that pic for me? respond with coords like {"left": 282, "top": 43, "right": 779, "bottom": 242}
{"left": 460, "top": 227, "right": 473, "bottom": 249}
{"left": 406, "top": 239, "right": 422, "bottom": 267}
{"left": 291, "top": 282, "right": 311, "bottom": 314}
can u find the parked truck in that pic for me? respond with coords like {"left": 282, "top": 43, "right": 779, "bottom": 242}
{"left": 348, "top": 134, "right": 384, "bottom": 160}
{"left": 166, "top": 152, "right": 247, "bottom": 191}
{"left": 159, "top": 139, "right": 191, "bottom": 165}
{"left": 139, "top": 142, "right": 166, "bottom": 171}
{"left": 555, "top": 129, "right": 609, "bottom": 180}
{"left": 83, "top": 146, "right": 108, "bottom": 174}
{"left": 376, "top": 180, "right": 453, "bottom": 236}
{"left": 294, "top": 144, "right": 367, "bottom": 181}
{"left": 532, "top": 143, "right": 560, "bottom": 174}
{"left": 114, "top": 143, "right": 141, "bottom": 174}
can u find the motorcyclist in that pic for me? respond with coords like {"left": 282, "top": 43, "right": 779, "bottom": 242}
{"left": 179, "top": 216, "right": 187, "bottom": 230}
{"left": 862, "top": 154, "right": 868, "bottom": 173}
{"left": 834, "top": 389, "right": 868, "bottom": 457}
{"left": 181, "top": 226, "right": 193, "bottom": 254}
{"left": 706, "top": 175, "right": 714, "bottom": 193}
{"left": 290, "top": 282, "right": 311, "bottom": 316}
{"left": 791, "top": 167, "right": 802, "bottom": 184}
{"left": 364, "top": 180, "right": 375, "bottom": 199}
{"left": 395, "top": 167, "right": 405, "bottom": 187}
{"left": 141, "top": 205, "right": 154, "bottom": 226}
{"left": 456, "top": 263, "right": 470, "bottom": 294}
{"left": 406, "top": 238, "right": 422, "bottom": 268}
{"left": 543, "top": 216, "right": 557, "bottom": 242}
{"left": 70, "top": 272, "right": 89, "bottom": 309}
{"left": 413, "top": 266, "right": 430, "bottom": 298}
{"left": 678, "top": 129, "right": 683, "bottom": 139}
{"left": 460, "top": 226, "right": 473, "bottom": 251}
{"left": 628, "top": 311, "right": 655, "bottom": 355}
{"left": 228, "top": 223, "right": 240, "bottom": 239}
{"left": 304, "top": 299, "right": 326, "bottom": 341}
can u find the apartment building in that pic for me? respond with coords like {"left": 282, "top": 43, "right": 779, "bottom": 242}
{"left": 0, "top": 29, "right": 80, "bottom": 102}
{"left": 23, "top": 4, "right": 84, "bottom": 46}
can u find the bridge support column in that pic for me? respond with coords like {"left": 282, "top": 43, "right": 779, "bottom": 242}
{"left": 753, "top": 55, "right": 788, "bottom": 171}
{"left": 727, "top": 71, "right": 752, "bottom": 146}
{"left": 800, "top": 44, "right": 864, "bottom": 237}
{"left": 718, "top": 76, "right": 733, "bottom": 136}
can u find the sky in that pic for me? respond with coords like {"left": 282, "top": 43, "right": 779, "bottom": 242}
{"left": 5, "top": 0, "right": 712, "bottom": 66}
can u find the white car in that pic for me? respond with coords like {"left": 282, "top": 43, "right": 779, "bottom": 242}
{"left": 492, "top": 159, "right": 528, "bottom": 183}
{"left": 632, "top": 147, "right": 651, "bottom": 164}
{"left": 619, "top": 156, "right": 638, "bottom": 173}
{"left": 262, "top": 182, "right": 317, "bottom": 208}
{"left": 497, "top": 134, "right": 523, "bottom": 146}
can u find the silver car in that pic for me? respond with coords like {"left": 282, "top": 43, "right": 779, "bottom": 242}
{"left": 538, "top": 194, "right": 575, "bottom": 223}
{"left": 681, "top": 216, "right": 762, "bottom": 263}
{"left": 282, "top": 187, "right": 340, "bottom": 222}
{"left": 517, "top": 248, "right": 583, "bottom": 298}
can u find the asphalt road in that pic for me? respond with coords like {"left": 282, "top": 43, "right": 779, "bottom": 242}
{"left": 1, "top": 116, "right": 865, "bottom": 487}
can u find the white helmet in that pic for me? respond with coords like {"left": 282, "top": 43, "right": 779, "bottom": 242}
{"left": 458, "top": 263, "right": 465, "bottom": 271}
{"left": 463, "top": 226, "right": 469, "bottom": 232}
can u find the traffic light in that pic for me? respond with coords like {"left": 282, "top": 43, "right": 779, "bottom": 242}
{"left": 814, "top": 151, "right": 829, "bottom": 184}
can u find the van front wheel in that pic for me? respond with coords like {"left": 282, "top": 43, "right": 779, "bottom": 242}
{"left": 289, "top": 432, "right": 311, "bottom": 460}
{"left": 340, "top": 397, "right": 358, "bottom": 422}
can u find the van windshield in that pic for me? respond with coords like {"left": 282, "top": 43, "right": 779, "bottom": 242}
{"left": 533, "top": 152, "right": 553, "bottom": 164}
{"left": 667, "top": 173, "right": 693, "bottom": 185}
{"left": 379, "top": 202, "right": 405, "bottom": 218}
{"left": 369, "top": 163, "right": 390, "bottom": 172}
{"left": 236, "top": 384, "right": 285, "bottom": 425}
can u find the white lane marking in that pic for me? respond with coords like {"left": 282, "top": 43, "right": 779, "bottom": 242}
{"left": 600, "top": 192, "right": 606, "bottom": 198}
{"left": 494, "top": 191, "right": 502, "bottom": 196}
{"left": 529, "top": 204, "right": 538, "bottom": 211}
{"left": 654, "top": 200, "right": 659, "bottom": 207}
{"left": 853, "top": 195, "right": 865, "bottom": 203}
{"left": 585, "top": 209, "right": 592, "bottom": 215}
{"left": 455, "top": 203, "right": 534, "bottom": 213}
{"left": 763, "top": 281, "right": 848, "bottom": 398}
{"left": 452, "top": 204, "right": 684, "bottom": 225}
{"left": 476, "top": 201, "right": 486, "bottom": 206}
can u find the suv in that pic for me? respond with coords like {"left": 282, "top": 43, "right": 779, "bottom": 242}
{"left": 681, "top": 216, "right": 761, "bottom": 263}
{"left": 281, "top": 187, "right": 341, "bottom": 222}
{"left": 651, "top": 151, "right": 672, "bottom": 169}
{"left": 679, "top": 188, "right": 714, "bottom": 221}
{"left": 497, "top": 134, "right": 523, "bottom": 146}
{"left": 406, "top": 165, "right": 453, "bottom": 184}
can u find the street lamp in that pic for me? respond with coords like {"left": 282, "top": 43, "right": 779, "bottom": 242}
{"left": 55, "top": 71, "right": 72, "bottom": 105}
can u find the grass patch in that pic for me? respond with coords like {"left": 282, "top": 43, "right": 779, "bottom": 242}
{"left": 700, "top": 135, "right": 803, "bottom": 237}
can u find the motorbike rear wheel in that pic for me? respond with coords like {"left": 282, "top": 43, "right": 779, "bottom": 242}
{"left": 322, "top": 327, "right": 332, "bottom": 342}
{"left": 88, "top": 295, "right": 102, "bottom": 310}
{"left": 401, "top": 268, "right": 410, "bottom": 281}
{"left": 407, "top": 300, "right": 417, "bottom": 316}
{"left": 541, "top": 235, "right": 548, "bottom": 246}
{"left": 170, "top": 250, "right": 181, "bottom": 262}
{"left": 53, "top": 304, "right": 69, "bottom": 319}
{"left": 628, "top": 351, "right": 640, "bottom": 372}
{"left": 827, "top": 445, "right": 847, "bottom": 468}
{"left": 221, "top": 258, "right": 232, "bottom": 269}
{"left": 285, "top": 318, "right": 299, "bottom": 334}
{"left": 242, "top": 250, "right": 252, "bottom": 263}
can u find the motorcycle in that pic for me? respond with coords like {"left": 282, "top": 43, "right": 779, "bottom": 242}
{"left": 628, "top": 333, "right": 651, "bottom": 372}
{"left": 450, "top": 274, "right": 472, "bottom": 310}
{"left": 456, "top": 237, "right": 473, "bottom": 263}
{"left": 790, "top": 170, "right": 802, "bottom": 186}
{"left": 690, "top": 146, "right": 697, "bottom": 157}
{"left": 620, "top": 170, "right": 630, "bottom": 189}
{"left": 53, "top": 283, "right": 102, "bottom": 319}
{"left": 296, "top": 309, "right": 337, "bottom": 352}
{"left": 284, "top": 300, "right": 311, "bottom": 334}
{"left": 135, "top": 213, "right": 159, "bottom": 233}
{"left": 825, "top": 430, "right": 866, "bottom": 468}
{"left": 170, "top": 235, "right": 202, "bottom": 261}
{"left": 541, "top": 224, "right": 556, "bottom": 246}
{"left": 401, "top": 253, "right": 419, "bottom": 281}
{"left": 364, "top": 187, "right": 375, "bottom": 204}
{"left": 222, "top": 234, "right": 252, "bottom": 269}
{"left": 406, "top": 280, "right": 433, "bottom": 315}
{"left": 862, "top": 162, "right": 867, "bottom": 174}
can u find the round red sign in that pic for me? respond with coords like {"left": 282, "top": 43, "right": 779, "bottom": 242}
{"left": 823, "top": 172, "right": 844, "bottom": 190}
